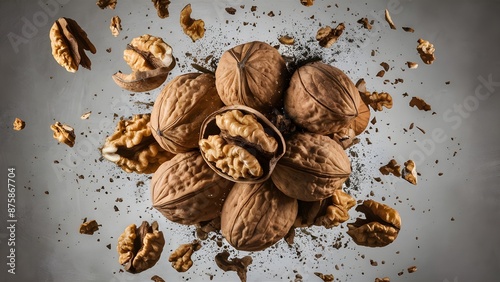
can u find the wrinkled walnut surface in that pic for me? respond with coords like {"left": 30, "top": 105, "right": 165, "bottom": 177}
{"left": 215, "top": 250, "right": 253, "bottom": 282}
{"left": 12, "top": 118, "right": 25, "bottom": 131}
{"left": 101, "top": 114, "right": 173, "bottom": 174}
{"left": 180, "top": 4, "right": 205, "bottom": 42}
{"left": 49, "top": 17, "right": 96, "bottom": 72}
{"left": 51, "top": 121, "right": 76, "bottom": 147}
{"left": 361, "top": 91, "right": 393, "bottom": 111}
{"left": 169, "top": 241, "right": 201, "bottom": 272}
{"left": 96, "top": 0, "right": 116, "bottom": 9}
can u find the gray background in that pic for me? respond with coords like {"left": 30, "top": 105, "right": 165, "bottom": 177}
{"left": 1, "top": 0, "right": 499, "bottom": 281}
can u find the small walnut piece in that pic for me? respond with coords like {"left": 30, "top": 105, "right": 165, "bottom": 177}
{"left": 215, "top": 250, "right": 253, "bottom": 282}
{"left": 117, "top": 221, "right": 165, "bottom": 273}
{"left": 347, "top": 200, "right": 401, "bottom": 247}
{"left": 50, "top": 121, "right": 76, "bottom": 147}
{"left": 300, "top": 0, "right": 314, "bottom": 7}
{"left": 402, "top": 160, "right": 417, "bottom": 185}
{"left": 169, "top": 241, "right": 201, "bottom": 272}
{"left": 101, "top": 114, "right": 173, "bottom": 174}
{"left": 151, "top": 275, "right": 165, "bottom": 282}
{"left": 406, "top": 61, "right": 418, "bottom": 69}
{"left": 314, "top": 272, "right": 334, "bottom": 282}
{"left": 79, "top": 219, "right": 99, "bottom": 235}
{"left": 314, "top": 189, "right": 356, "bottom": 228}
{"left": 384, "top": 9, "right": 396, "bottom": 29}
{"left": 110, "top": 16, "right": 122, "bottom": 37}
{"left": 417, "top": 38, "right": 436, "bottom": 64}
{"left": 180, "top": 4, "right": 205, "bottom": 42}
{"left": 49, "top": 17, "right": 96, "bottom": 72}
{"left": 379, "top": 159, "right": 401, "bottom": 177}
{"left": 361, "top": 91, "right": 393, "bottom": 111}
{"left": 12, "top": 118, "right": 25, "bottom": 131}
{"left": 409, "top": 96, "right": 432, "bottom": 111}
{"left": 357, "top": 17, "right": 372, "bottom": 30}
{"left": 113, "top": 34, "right": 175, "bottom": 92}
{"left": 279, "top": 35, "right": 295, "bottom": 45}
{"left": 316, "top": 23, "right": 345, "bottom": 48}
{"left": 407, "top": 265, "right": 417, "bottom": 273}
{"left": 80, "top": 111, "right": 91, "bottom": 120}
{"left": 96, "top": 0, "right": 116, "bottom": 9}
{"left": 375, "top": 278, "right": 391, "bottom": 282}
{"left": 151, "top": 0, "right": 171, "bottom": 19}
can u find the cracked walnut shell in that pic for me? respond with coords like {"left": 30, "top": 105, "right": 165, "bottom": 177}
{"left": 117, "top": 221, "right": 165, "bottom": 273}
{"left": 271, "top": 132, "right": 351, "bottom": 201}
{"left": 49, "top": 17, "right": 96, "bottom": 72}
{"left": 101, "top": 114, "right": 173, "bottom": 174}
{"left": 347, "top": 200, "right": 401, "bottom": 247}
{"left": 215, "top": 41, "right": 288, "bottom": 112}
{"left": 50, "top": 121, "right": 75, "bottom": 147}
{"left": 199, "top": 106, "right": 286, "bottom": 183}
{"left": 169, "top": 240, "right": 201, "bottom": 272}
{"left": 285, "top": 61, "right": 360, "bottom": 135}
{"left": 151, "top": 73, "right": 224, "bottom": 154}
{"left": 221, "top": 180, "right": 298, "bottom": 251}
{"left": 180, "top": 4, "right": 205, "bottom": 42}
{"left": 151, "top": 151, "right": 233, "bottom": 225}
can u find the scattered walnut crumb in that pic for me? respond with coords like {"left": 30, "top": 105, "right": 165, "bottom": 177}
{"left": 379, "top": 159, "right": 401, "bottom": 177}
{"left": 267, "top": 11, "right": 275, "bottom": 17}
{"left": 215, "top": 251, "right": 252, "bottom": 282}
{"left": 357, "top": 17, "right": 372, "bottom": 30}
{"left": 13, "top": 118, "right": 26, "bottom": 131}
{"left": 417, "top": 38, "right": 436, "bottom": 64}
{"left": 316, "top": 23, "right": 345, "bottom": 48}
{"left": 416, "top": 126, "right": 426, "bottom": 134}
{"left": 384, "top": 9, "right": 396, "bottom": 29}
{"left": 97, "top": 0, "right": 116, "bottom": 9}
{"left": 180, "top": 4, "right": 205, "bottom": 42}
{"left": 402, "top": 26, "right": 414, "bottom": 32}
{"left": 314, "top": 272, "right": 334, "bottom": 282}
{"left": 110, "top": 16, "right": 122, "bottom": 37}
{"left": 406, "top": 61, "right": 418, "bottom": 69}
{"left": 380, "top": 62, "right": 390, "bottom": 71}
{"left": 278, "top": 35, "right": 295, "bottom": 45}
{"left": 376, "top": 70, "right": 385, "bottom": 77}
{"left": 251, "top": 6, "right": 257, "bottom": 12}
{"left": 300, "top": 0, "right": 314, "bottom": 6}
{"left": 402, "top": 160, "right": 417, "bottom": 185}
{"left": 151, "top": 0, "right": 171, "bottom": 18}
{"left": 375, "top": 278, "right": 390, "bottom": 282}
{"left": 370, "top": 259, "right": 378, "bottom": 266}
{"left": 409, "top": 97, "right": 432, "bottom": 111}
{"left": 407, "top": 266, "right": 417, "bottom": 273}
{"left": 225, "top": 7, "right": 236, "bottom": 15}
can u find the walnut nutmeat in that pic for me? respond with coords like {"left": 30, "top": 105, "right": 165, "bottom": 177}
{"left": 180, "top": 4, "right": 205, "bottom": 42}
{"left": 50, "top": 121, "right": 76, "bottom": 147}
{"left": 151, "top": 0, "right": 170, "bottom": 19}
{"left": 110, "top": 16, "right": 122, "bottom": 37}
{"left": 316, "top": 23, "right": 345, "bottom": 48}
{"left": 79, "top": 219, "right": 99, "bottom": 235}
{"left": 12, "top": 118, "right": 25, "bottom": 131}
{"left": 417, "top": 38, "right": 436, "bottom": 64}
{"left": 168, "top": 241, "right": 201, "bottom": 272}
{"left": 215, "top": 250, "right": 253, "bottom": 282}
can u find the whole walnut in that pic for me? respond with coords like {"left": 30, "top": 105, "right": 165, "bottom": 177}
{"left": 221, "top": 180, "right": 298, "bottom": 251}
{"left": 215, "top": 41, "right": 288, "bottom": 112}
{"left": 151, "top": 151, "right": 234, "bottom": 225}
{"left": 284, "top": 61, "right": 360, "bottom": 135}
{"left": 151, "top": 73, "right": 224, "bottom": 154}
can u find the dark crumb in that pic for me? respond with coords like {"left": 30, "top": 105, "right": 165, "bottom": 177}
{"left": 225, "top": 7, "right": 236, "bottom": 15}
{"left": 106, "top": 244, "right": 111, "bottom": 250}
{"left": 402, "top": 26, "right": 415, "bottom": 32}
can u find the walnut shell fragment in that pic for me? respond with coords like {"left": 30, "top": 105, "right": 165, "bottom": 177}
{"left": 151, "top": 73, "right": 224, "bottom": 154}
{"left": 96, "top": 0, "right": 116, "bottom": 9}
{"left": 347, "top": 200, "right": 401, "bottom": 247}
{"left": 101, "top": 114, "right": 173, "bottom": 174}
{"left": 110, "top": 16, "right": 122, "bottom": 37}
{"left": 384, "top": 9, "right": 396, "bottom": 30}
{"left": 79, "top": 219, "right": 99, "bottom": 235}
{"left": 285, "top": 61, "right": 359, "bottom": 135}
{"left": 180, "top": 4, "right": 205, "bottom": 42}
{"left": 200, "top": 106, "right": 286, "bottom": 183}
{"left": 402, "top": 160, "right": 417, "bottom": 185}
{"left": 151, "top": 151, "right": 234, "bottom": 225}
{"left": 379, "top": 159, "right": 401, "bottom": 177}
{"left": 417, "top": 38, "right": 436, "bottom": 64}
{"left": 357, "top": 17, "right": 372, "bottom": 30}
{"left": 12, "top": 118, "right": 25, "bottom": 131}
{"left": 117, "top": 221, "right": 165, "bottom": 273}
{"left": 409, "top": 96, "right": 432, "bottom": 111}
{"left": 113, "top": 34, "right": 175, "bottom": 92}
{"left": 50, "top": 121, "right": 76, "bottom": 147}
{"left": 215, "top": 250, "right": 253, "bottom": 282}
{"left": 169, "top": 240, "right": 201, "bottom": 272}
{"left": 316, "top": 23, "right": 345, "bottom": 48}
{"left": 271, "top": 133, "right": 351, "bottom": 201}
{"left": 215, "top": 41, "right": 288, "bottom": 112}
{"left": 406, "top": 61, "right": 418, "bottom": 69}
{"left": 152, "top": 0, "right": 171, "bottom": 19}
{"left": 49, "top": 17, "right": 96, "bottom": 72}
{"left": 221, "top": 180, "right": 298, "bottom": 251}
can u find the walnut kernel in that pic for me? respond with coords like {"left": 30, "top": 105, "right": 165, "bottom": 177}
{"left": 169, "top": 241, "right": 201, "bottom": 272}
{"left": 180, "top": 4, "right": 205, "bottom": 42}
{"left": 50, "top": 121, "right": 76, "bottom": 147}
{"left": 110, "top": 16, "right": 122, "bottom": 37}
{"left": 316, "top": 23, "right": 345, "bottom": 48}
{"left": 417, "top": 38, "right": 436, "bottom": 64}
{"left": 12, "top": 118, "right": 25, "bottom": 131}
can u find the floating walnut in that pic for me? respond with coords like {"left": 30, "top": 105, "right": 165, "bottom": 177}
{"left": 402, "top": 160, "right": 417, "bottom": 185}
{"left": 347, "top": 200, "right": 401, "bottom": 247}
{"left": 417, "top": 38, "right": 435, "bottom": 64}
{"left": 409, "top": 96, "right": 432, "bottom": 111}
{"left": 49, "top": 17, "right": 96, "bottom": 72}
{"left": 113, "top": 34, "right": 175, "bottom": 92}
{"left": 221, "top": 180, "right": 298, "bottom": 251}
{"left": 110, "top": 16, "right": 121, "bottom": 37}
{"left": 313, "top": 189, "right": 356, "bottom": 228}
{"left": 407, "top": 265, "right": 417, "bottom": 273}
{"left": 101, "top": 114, "right": 174, "bottom": 174}
{"left": 379, "top": 159, "right": 401, "bottom": 177}
{"left": 384, "top": 9, "right": 396, "bottom": 29}
{"left": 12, "top": 118, "right": 25, "bottom": 131}
{"left": 151, "top": 151, "right": 233, "bottom": 225}
{"left": 215, "top": 41, "right": 288, "bottom": 112}
{"left": 80, "top": 111, "right": 91, "bottom": 120}
{"left": 180, "top": 4, "right": 205, "bottom": 42}
{"left": 50, "top": 121, "right": 76, "bottom": 147}
{"left": 271, "top": 132, "right": 351, "bottom": 201}
{"left": 79, "top": 219, "right": 99, "bottom": 235}
{"left": 117, "top": 221, "right": 165, "bottom": 273}
{"left": 151, "top": 73, "right": 224, "bottom": 154}
{"left": 151, "top": 0, "right": 171, "bottom": 19}
{"left": 199, "top": 106, "right": 285, "bottom": 183}
{"left": 215, "top": 250, "right": 253, "bottom": 282}
{"left": 285, "top": 61, "right": 360, "bottom": 135}
{"left": 169, "top": 240, "right": 201, "bottom": 272}
{"left": 96, "top": 0, "right": 116, "bottom": 9}
{"left": 316, "top": 23, "right": 345, "bottom": 48}
{"left": 361, "top": 91, "right": 393, "bottom": 111}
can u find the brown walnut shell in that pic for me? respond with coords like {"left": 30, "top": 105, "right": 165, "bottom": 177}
{"left": 271, "top": 132, "right": 351, "bottom": 201}
{"left": 221, "top": 180, "right": 298, "bottom": 251}
{"left": 284, "top": 61, "right": 360, "bottom": 135}
{"left": 215, "top": 41, "right": 288, "bottom": 112}
{"left": 151, "top": 73, "right": 224, "bottom": 154}
{"left": 151, "top": 151, "right": 234, "bottom": 225}
{"left": 199, "top": 105, "right": 286, "bottom": 184}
